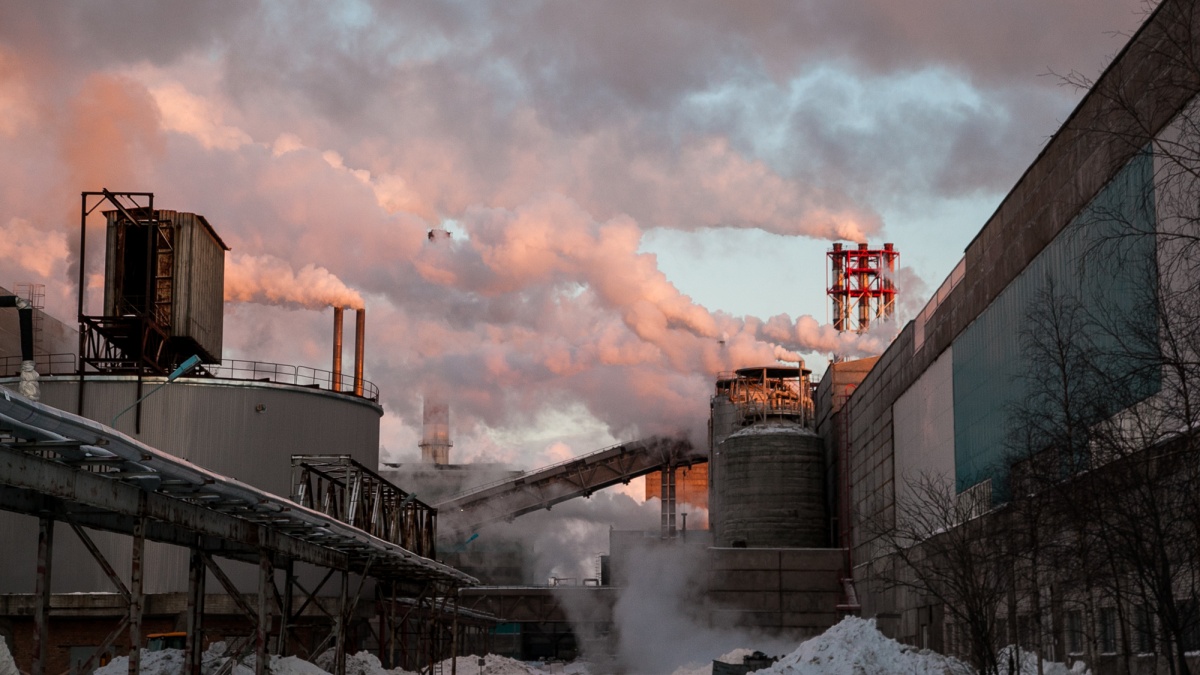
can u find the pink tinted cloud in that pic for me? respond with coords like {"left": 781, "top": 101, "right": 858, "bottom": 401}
{"left": 0, "top": 1, "right": 1139, "bottom": 465}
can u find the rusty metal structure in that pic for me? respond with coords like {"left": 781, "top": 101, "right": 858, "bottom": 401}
{"left": 827, "top": 242, "right": 898, "bottom": 333}
{"left": 712, "top": 365, "right": 814, "bottom": 430}
{"left": 291, "top": 455, "right": 438, "bottom": 559}
{"left": 329, "top": 306, "right": 367, "bottom": 396}
{"left": 79, "top": 191, "right": 228, "bottom": 375}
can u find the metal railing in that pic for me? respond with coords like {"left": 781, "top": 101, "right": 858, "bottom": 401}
{"left": 0, "top": 353, "right": 78, "bottom": 376}
{"left": 0, "top": 354, "right": 379, "bottom": 401}
{"left": 291, "top": 454, "right": 437, "bottom": 558}
{"left": 205, "top": 359, "right": 379, "bottom": 401}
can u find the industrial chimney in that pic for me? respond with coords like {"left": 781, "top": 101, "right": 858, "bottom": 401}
{"left": 419, "top": 398, "right": 452, "bottom": 464}
{"left": 353, "top": 308, "right": 365, "bottom": 396}
{"left": 332, "top": 306, "right": 344, "bottom": 392}
{"left": 826, "top": 242, "right": 899, "bottom": 334}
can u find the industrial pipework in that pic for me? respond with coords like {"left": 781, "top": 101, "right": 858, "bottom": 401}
{"left": 827, "top": 242, "right": 898, "bottom": 334}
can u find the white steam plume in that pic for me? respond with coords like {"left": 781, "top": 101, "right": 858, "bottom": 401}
{"left": 225, "top": 253, "right": 364, "bottom": 310}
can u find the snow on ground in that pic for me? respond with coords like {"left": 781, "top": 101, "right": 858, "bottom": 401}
{"left": 96, "top": 648, "right": 186, "bottom": 675}
{"left": 83, "top": 619, "right": 1093, "bottom": 675}
{"left": 671, "top": 648, "right": 756, "bottom": 675}
{"left": 997, "top": 645, "right": 1090, "bottom": 675}
{"left": 440, "top": 653, "right": 565, "bottom": 675}
{"left": 751, "top": 617, "right": 975, "bottom": 675}
{"left": 0, "top": 639, "right": 18, "bottom": 675}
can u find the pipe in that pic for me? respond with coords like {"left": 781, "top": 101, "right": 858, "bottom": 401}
{"left": 831, "top": 244, "right": 845, "bottom": 332}
{"left": 332, "top": 307, "right": 344, "bottom": 392}
{"left": 1, "top": 296, "right": 40, "bottom": 400}
{"left": 354, "top": 308, "right": 366, "bottom": 397}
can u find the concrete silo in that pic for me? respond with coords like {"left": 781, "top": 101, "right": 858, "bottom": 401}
{"left": 709, "top": 365, "right": 828, "bottom": 548}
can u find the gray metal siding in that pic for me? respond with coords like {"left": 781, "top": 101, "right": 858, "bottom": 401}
{"left": 171, "top": 211, "right": 225, "bottom": 361}
{"left": 0, "top": 377, "right": 381, "bottom": 594}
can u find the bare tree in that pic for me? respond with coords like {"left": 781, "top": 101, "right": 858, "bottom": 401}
{"left": 864, "top": 472, "right": 1010, "bottom": 675}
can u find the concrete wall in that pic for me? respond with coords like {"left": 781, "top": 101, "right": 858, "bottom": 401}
{"left": 814, "top": 357, "right": 878, "bottom": 549}
{"left": 842, "top": 0, "right": 1200, "bottom": 646}
{"left": 706, "top": 548, "right": 844, "bottom": 638}
{"left": 892, "top": 347, "right": 955, "bottom": 507}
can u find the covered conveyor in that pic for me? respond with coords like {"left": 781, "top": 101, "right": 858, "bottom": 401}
{"left": 435, "top": 436, "right": 703, "bottom": 533}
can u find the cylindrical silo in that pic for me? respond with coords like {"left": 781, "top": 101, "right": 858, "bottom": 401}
{"left": 713, "top": 420, "right": 828, "bottom": 548}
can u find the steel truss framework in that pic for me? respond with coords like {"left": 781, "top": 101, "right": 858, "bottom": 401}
{"left": 435, "top": 436, "right": 702, "bottom": 533}
{"left": 0, "top": 392, "right": 485, "bottom": 675}
{"left": 291, "top": 455, "right": 437, "bottom": 560}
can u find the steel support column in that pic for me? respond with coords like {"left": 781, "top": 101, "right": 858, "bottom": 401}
{"left": 186, "top": 546, "right": 206, "bottom": 675}
{"left": 278, "top": 560, "right": 294, "bottom": 657}
{"left": 128, "top": 516, "right": 146, "bottom": 675}
{"left": 335, "top": 570, "right": 348, "bottom": 675}
{"left": 450, "top": 592, "right": 459, "bottom": 675}
{"left": 32, "top": 517, "right": 53, "bottom": 675}
{"left": 387, "top": 582, "right": 397, "bottom": 669}
{"left": 256, "top": 545, "right": 271, "bottom": 675}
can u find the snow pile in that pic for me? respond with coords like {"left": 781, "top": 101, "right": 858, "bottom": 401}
{"left": 755, "top": 617, "right": 973, "bottom": 675}
{"left": 0, "top": 639, "right": 19, "bottom": 675}
{"left": 558, "top": 661, "right": 596, "bottom": 675}
{"left": 436, "top": 653, "right": 544, "bottom": 675}
{"left": 997, "top": 646, "right": 1090, "bottom": 675}
{"left": 96, "top": 648, "right": 186, "bottom": 675}
{"left": 96, "top": 644, "right": 341, "bottom": 675}
{"left": 671, "top": 648, "right": 756, "bottom": 675}
{"left": 263, "top": 655, "right": 339, "bottom": 675}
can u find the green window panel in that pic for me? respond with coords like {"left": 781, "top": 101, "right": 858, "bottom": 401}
{"left": 952, "top": 149, "right": 1160, "bottom": 496}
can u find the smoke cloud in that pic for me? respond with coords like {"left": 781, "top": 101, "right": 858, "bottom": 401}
{"left": 225, "top": 253, "right": 365, "bottom": 310}
{"left": 0, "top": 1, "right": 1146, "bottom": 464}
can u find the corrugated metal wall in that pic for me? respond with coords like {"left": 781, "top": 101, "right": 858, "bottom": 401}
{"left": 0, "top": 377, "right": 382, "bottom": 594}
{"left": 171, "top": 212, "right": 225, "bottom": 361}
{"left": 951, "top": 149, "right": 1160, "bottom": 495}
{"left": 100, "top": 209, "right": 226, "bottom": 362}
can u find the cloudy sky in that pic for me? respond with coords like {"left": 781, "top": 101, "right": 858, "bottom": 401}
{"left": 0, "top": 1, "right": 1150, "bottom": 468}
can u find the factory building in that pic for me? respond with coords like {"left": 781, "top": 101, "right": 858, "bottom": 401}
{"left": 0, "top": 195, "right": 480, "bottom": 675}
{"left": 828, "top": 1, "right": 1200, "bottom": 673}
{"left": 4, "top": 3, "right": 1199, "bottom": 674}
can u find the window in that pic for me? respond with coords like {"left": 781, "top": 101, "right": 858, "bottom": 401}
{"left": 1181, "top": 600, "right": 1200, "bottom": 652}
{"left": 1067, "top": 610, "right": 1085, "bottom": 654}
{"left": 1018, "top": 614, "right": 1035, "bottom": 649}
{"left": 1100, "top": 607, "right": 1118, "bottom": 654}
{"left": 1135, "top": 606, "right": 1155, "bottom": 654}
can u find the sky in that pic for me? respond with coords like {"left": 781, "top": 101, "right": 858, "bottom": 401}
{"left": 0, "top": 1, "right": 1152, "bottom": 469}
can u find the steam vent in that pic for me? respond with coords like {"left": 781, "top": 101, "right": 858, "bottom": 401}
{"left": 710, "top": 365, "right": 827, "bottom": 548}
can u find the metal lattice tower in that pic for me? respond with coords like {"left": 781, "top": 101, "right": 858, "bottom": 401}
{"left": 827, "top": 242, "right": 898, "bottom": 334}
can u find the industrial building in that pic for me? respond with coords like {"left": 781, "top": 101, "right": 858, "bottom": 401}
{"left": 0, "top": 193, "right": 484, "bottom": 675}
{"left": 828, "top": 1, "right": 1200, "bottom": 674}
{"left": 2, "top": 3, "right": 1198, "bottom": 675}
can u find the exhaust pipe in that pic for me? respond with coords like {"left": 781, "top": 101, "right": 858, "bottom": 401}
{"left": 353, "top": 308, "right": 365, "bottom": 396}
{"left": 332, "top": 306, "right": 344, "bottom": 392}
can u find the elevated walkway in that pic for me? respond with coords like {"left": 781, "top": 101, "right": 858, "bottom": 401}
{"left": 435, "top": 436, "right": 703, "bottom": 532}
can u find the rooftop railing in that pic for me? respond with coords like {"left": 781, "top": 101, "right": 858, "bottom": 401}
{"left": 0, "top": 354, "right": 379, "bottom": 402}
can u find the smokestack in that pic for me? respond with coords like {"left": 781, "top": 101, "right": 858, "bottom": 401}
{"left": 353, "top": 308, "right": 365, "bottom": 396}
{"left": 419, "top": 398, "right": 452, "bottom": 464}
{"left": 332, "top": 306, "right": 344, "bottom": 392}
